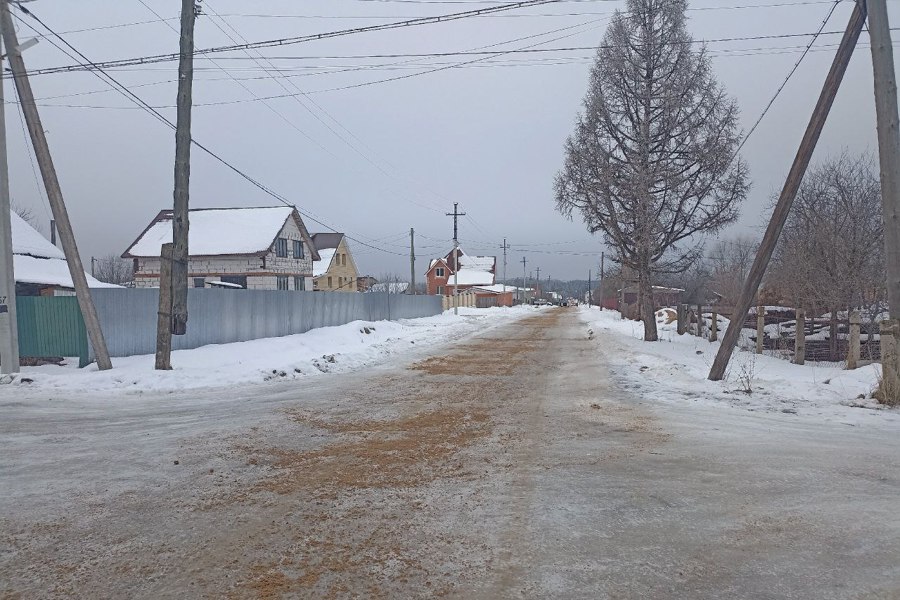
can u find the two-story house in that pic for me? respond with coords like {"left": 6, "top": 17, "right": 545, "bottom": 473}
{"left": 122, "top": 206, "right": 319, "bottom": 290}
{"left": 311, "top": 233, "right": 359, "bottom": 292}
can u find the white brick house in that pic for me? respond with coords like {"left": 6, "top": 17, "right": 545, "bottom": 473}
{"left": 122, "top": 206, "right": 319, "bottom": 291}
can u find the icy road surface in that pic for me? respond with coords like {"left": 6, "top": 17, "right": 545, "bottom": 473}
{"left": 2, "top": 308, "right": 899, "bottom": 598}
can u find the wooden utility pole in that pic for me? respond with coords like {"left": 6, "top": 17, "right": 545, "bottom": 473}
{"left": 868, "top": 0, "right": 900, "bottom": 397}
{"left": 521, "top": 256, "right": 527, "bottom": 304}
{"left": 409, "top": 227, "right": 415, "bottom": 294}
{"left": 446, "top": 203, "right": 465, "bottom": 315}
{"left": 501, "top": 238, "right": 509, "bottom": 294}
{"left": 794, "top": 309, "right": 806, "bottom": 365}
{"left": 588, "top": 270, "right": 592, "bottom": 306}
{"left": 535, "top": 267, "right": 541, "bottom": 299}
{"left": 0, "top": 1, "right": 112, "bottom": 370}
{"left": 0, "top": 35, "right": 19, "bottom": 375}
{"left": 708, "top": 2, "right": 867, "bottom": 381}
{"left": 171, "top": 0, "right": 197, "bottom": 336}
{"left": 155, "top": 244, "right": 174, "bottom": 370}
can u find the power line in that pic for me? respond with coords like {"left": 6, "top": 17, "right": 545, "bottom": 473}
{"left": 14, "top": 4, "right": 407, "bottom": 257}
{"left": 11, "top": 0, "right": 569, "bottom": 78}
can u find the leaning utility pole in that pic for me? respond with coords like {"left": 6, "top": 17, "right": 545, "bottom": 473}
{"left": 0, "top": 1, "right": 112, "bottom": 370}
{"left": 0, "top": 35, "right": 19, "bottom": 375}
{"left": 157, "top": 0, "right": 197, "bottom": 368}
{"left": 409, "top": 227, "right": 416, "bottom": 295}
{"left": 708, "top": 1, "right": 866, "bottom": 381}
{"left": 446, "top": 203, "right": 465, "bottom": 315}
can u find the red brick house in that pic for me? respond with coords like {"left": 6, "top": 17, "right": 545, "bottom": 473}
{"left": 425, "top": 248, "right": 496, "bottom": 296}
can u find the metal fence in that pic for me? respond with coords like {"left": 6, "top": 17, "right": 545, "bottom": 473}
{"left": 83, "top": 288, "right": 442, "bottom": 361}
{"left": 16, "top": 296, "right": 90, "bottom": 367}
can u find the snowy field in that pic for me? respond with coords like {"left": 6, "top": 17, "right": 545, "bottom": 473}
{"left": 579, "top": 306, "right": 900, "bottom": 426}
{"left": 0, "top": 306, "right": 540, "bottom": 396}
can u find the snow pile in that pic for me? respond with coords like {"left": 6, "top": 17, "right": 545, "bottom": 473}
{"left": 581, "top": 306, "right": 891, "bottom": 423}
{"left": 2, "top": 305, "right": 537, "bottom": 395}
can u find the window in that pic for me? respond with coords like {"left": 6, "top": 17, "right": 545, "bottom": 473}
{"left": 341, "top": 253, "right": 347, "bottom": 267}
{"left": 276, "top": 275, "right": 289, "bottom": 290}
{"left": 193, "top": 277, "right": 205, "bottom": 288}
{"left": 220, "top": 275, "right": 247, "bottom": 289}
{"left": 327, "top": 276, "right": 333, "bottom": 288}
{"left": 294, "top": 276, "right": 305, "bottom": 291}
{"left": 293, "top": 240, "right": 304, "bottom": 259}
{"left": 275, "top": 238, "right": 288, "bottom": 258}
{"left": 436, "top": 267, "right": 445, "bottom": 277}
{"left": 437, "top": 286, "right": 444, "bottom": 295}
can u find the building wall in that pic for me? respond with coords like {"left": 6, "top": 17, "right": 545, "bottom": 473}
{"left": 314, "top": 237, "right": 359, "bottom": 292}
{"left": 132, "top": 218, "right": 313, "bottom": 291}
{"left": 426, "top": 261, "right": 450, "bottom": 295}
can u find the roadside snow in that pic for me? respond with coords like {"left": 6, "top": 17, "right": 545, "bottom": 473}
{"left": 580, "top": 306, "right": 896, "bottom": 425}
{"left": 2, "top": 306, "right": 537, "bottom": 396}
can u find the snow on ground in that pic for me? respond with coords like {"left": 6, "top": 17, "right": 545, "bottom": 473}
{"left": 580, "top": 305, "right": 897, "bottom": 425}
{"left": 1, "top": 306, "right": 539, "bottom": 396}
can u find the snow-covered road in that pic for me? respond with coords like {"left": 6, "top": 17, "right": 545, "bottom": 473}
{"left": 2, "top": 307, "right": 899, "bottom": 599}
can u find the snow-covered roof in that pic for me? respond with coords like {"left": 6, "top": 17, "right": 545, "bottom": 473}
{"left": 11, "top": 210, "right": 64, "bottom": 259}
{"left": 14, "top": 252, "right": 119, "bottom": 289}
{"left": 471, "top": 284, "right": 515, "bottom": 294}
{"left": 124, "top": 206, "right": 297, "bottom": 258}
{"left": 458, "top": 253, "right": 494, "bottom": 272}
{"left": 313, "top": 247, "right": 337, "bottom": 277}
{"left": 10, "top": 210, "right": 118, "bottom": 289}
{"left": 446, "top": 269, "right": 494, "bottom": 286}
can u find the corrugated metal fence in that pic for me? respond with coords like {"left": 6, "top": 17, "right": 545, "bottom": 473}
{"left": 17, "top": 296, "right": 90, "bottom": 367}
{"left": 86, "top": 289, "right": 442, "bottom": 360}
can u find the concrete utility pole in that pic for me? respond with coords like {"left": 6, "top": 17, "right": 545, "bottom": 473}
{"left": 501, "top": 238, "right": 509, "bottom": 294}
{"left": 868, "top": 0, "right": 900, "bottom": 397}
{"left": 409, "top": 227, "right": 415, "bottom": 294}
{"left": 446, "top": 203, "right": 465, "bottom": 315}
{"left": 588, "top": 270, "right": 592, "bottom": 306}
{"left": 535, "top": 267, "right": 541, "bottom": 298}
{"left": 707, "top": 1, "right": 867, "bottom": 381}
{"left": 0, "top": 1, "right": 112, "bottom": 370}
{"left": 0, "top": 36, "right": 19, "bottom": 375}
{"left": 521, "top": 256, "right": 527, "bottom": 304}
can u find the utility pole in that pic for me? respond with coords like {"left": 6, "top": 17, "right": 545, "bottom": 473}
{"left": 446, "top": 202, "right": 465, "bottom": 315}
{"left": 708, "top": 1, "right": 866, "bottom": 381}
{"left": 501, "top": 238, "right": 509, "bottom": 294}
{"left": 409, "top": 227, "right": 415, "bottom": 295}
{"left": 588, "top": 270, "right": 592, "bottom": 306}
{"left": 600, "top": 251, "right": 605, "bottom": 306}
{"left": 0, "top": 35, "right": 19, "bottom": 375}
{"left": 157, "top": 0, "right": 197, "bottom": 368}
{"left": 0, "top": 1, "right": 112, "bottom": 370}
{"left": 535, "top": 266, "right": 541, "bottom": 297}
{"left": 521, "top": 256, "right": 527, "bottom": 304}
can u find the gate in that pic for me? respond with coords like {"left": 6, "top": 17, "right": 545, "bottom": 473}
{"left": 16, "top": 296, "right": 90, "bottom": 367}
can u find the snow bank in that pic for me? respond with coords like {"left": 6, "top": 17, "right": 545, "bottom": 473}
{"left": 580, "top": 306, "right": 894, "bottom": 424}
{"left": 1, "top": 306, "right": 537, "bottom": 395}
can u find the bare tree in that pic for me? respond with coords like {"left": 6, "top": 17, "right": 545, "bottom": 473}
{"left": 769, "top": 152, "right": 883, "bottom": 359}
{"left": 707, "top": 235, "right": 758, "bottom": 306}
{"left": 555, "top": 0, "right": 748, "bottom": 340}
{"left": 11, "top": 201, "right": 36, "bottom": 227}
{"left": 92, "top": 254, "right": 134, "bottom": 286}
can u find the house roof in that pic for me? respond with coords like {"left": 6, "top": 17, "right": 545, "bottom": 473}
{"left": 10, "top": 210, "right": 118, "bottom": 289}
{"left": 311, "top": 232, "right": 344, "bottom": 251}
{"left": 312, "top": 247, "right": 337, "bottom": 277}
{"left": 11, "top": 210, "right": 64, "bottom": 259}
{"left": 428, "top": 248, "right": 496, "bottom": 286}
{"left": 446, "top": 270, "right": 495, "bottom": 286}
{"left": 123, "top": 206, "right": 319, "bottom": 259}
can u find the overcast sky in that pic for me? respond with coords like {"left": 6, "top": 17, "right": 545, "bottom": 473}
{"left": 5, "top": 0, "right": 899, "bottom": 281}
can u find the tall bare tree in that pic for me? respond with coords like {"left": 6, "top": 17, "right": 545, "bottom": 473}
{"left": 707, "top": 235, "right": 758, "bottom": 307}
{"left": 555, "top": 0, "right": 749, "bottom": 340}
{"left": 92, "top": 254, "right": 134, "bottom": 286}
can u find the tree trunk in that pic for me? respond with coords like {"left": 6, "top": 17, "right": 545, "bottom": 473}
{"left": 829, "top": 307, "right": 838, "bottom": 361}
{"left": 639, "top": 265, "right": 658, "bottom": 341}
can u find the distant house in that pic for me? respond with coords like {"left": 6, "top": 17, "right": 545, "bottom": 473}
{"left": 122, "top": 206, "right": 319, "bottom": 291}
{"left": 311, "top": 233, "right": 359, "bottom": 292}
{"left": 469, "top": 284, "right": 514, "bottom": 307}
{"left": 368, "top": 281, "right": 410, "bottom": 294}
{"left": 10, "top": 210, "right": 118, "bottom": 296}
{"left": 425, "top": 248, "right": 496, "bottom": 296}
{"left": 356, "top": 275, "right": 377, "bottom": 292}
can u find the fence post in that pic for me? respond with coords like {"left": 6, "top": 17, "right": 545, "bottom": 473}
{"left": 847, "top": 310, "right": 861, "bottom": 370}
{"left": 710, "top": 310, "right": 718, "bottom": 342}
{"left": 677, "top": 304, "right": 687, "bottom": 335}
{"left": 794, "top": 308, "right": 806, "bottom": 365}
{"left": 756, "top": 304, "right": 765, "bottom": 354}
{"left": 879, "top": 319, "right": 900, "bottom": 402}
{"left": 696, "top": 304, "right": 704, "bottom": 338}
